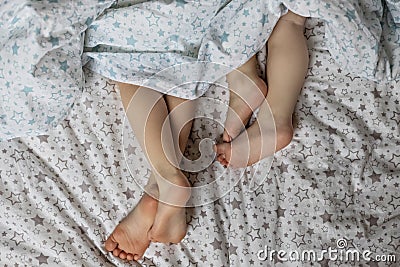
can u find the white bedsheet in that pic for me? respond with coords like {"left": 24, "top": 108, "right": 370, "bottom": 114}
{"left": 0, "top": 18, "right": 399, "bottom": 267}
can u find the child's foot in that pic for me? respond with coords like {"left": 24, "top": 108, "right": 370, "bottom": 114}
{"left": 148, "top": 170, "right": 191, "bottom": 244}
{"left": 224, "top": 68, "right": 268, "bottom": 142}
{"left": 148, "top": 202, "right": 188, "bottom": 243}
{"left": 104, "top": 189, "right": 158, "bottom": 261}
{"left": 215, "top": 104, "right": 293, "bottom": 168}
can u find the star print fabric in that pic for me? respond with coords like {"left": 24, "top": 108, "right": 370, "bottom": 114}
{"left": 84, "top": 0, "right": 400, "bottom": 99}
{"left": 1, "top": 0, "right": 399, "bottom": 140}
{"left": 0, "top": 0, "right": 114, "bottom": 141}
{"left": 83, "top": 0, "right": 285, "bottom": 98}
{"left": 1, "top": 15, "right": 400, "bottom": 266}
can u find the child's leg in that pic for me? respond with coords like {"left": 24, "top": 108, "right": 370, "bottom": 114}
{"left": 148, "top": 94, "right": 194, "bottom": 243}
{"left": 105, "top": 83, "right": 192, "bottom": 260}
{"left": 105, "top": 85, "right": 161, "bottom": 260}
{"left": 216, "top": 11, "right": 309, "bottom": 167}
{"left": 121, "top": 83, "right": 191, "bottom": 206}
{"left": 164, "top": 95, "right": 194, "bottom": 162}
{"left": 223, "top": 56, "right": 268, "bottom": 142}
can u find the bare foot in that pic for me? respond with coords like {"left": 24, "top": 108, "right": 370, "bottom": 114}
{"left": 215, "top": 102, "right": 293, "bottom": 168}
{"left": 104, "top": 190, "right": 158, "bottom": 261}
{"left": 224, "top": 62, "right": 268, "bottom": 142}
{"left": 148, "top": 170, "right": 191, "bottom": 244}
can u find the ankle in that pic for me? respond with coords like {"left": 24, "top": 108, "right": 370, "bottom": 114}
{"left": 276, "top": 127, "right": 293, "bottom": 151}
{"left": 155, "top": 169, "right": 191, "bottom": 206}
{"left": 153, "top": 167, "right": 190, "bottom": 188}
{"left": 144, "top": 182, "right": 159, "bottom": 199}
{"left": 263, "top": 113, "right": 294, "bottom": 151}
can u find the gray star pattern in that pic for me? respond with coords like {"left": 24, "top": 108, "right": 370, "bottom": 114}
{"left": 0, "top": 18, "right": 399, "bottom": 267}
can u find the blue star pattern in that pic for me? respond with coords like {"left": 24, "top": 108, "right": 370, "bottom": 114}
{"left": 0, "top": 0, "right": 115, "bottom": 140}
{"left": 83, "top": 0, "right": 235, "bottom": 100}
{"left": 84, "top": 0, "right": 400, "bottom": 103}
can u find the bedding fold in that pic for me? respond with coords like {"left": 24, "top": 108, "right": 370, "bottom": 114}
{"left": 0, "top": 0, "right": 115, "bottom": 140}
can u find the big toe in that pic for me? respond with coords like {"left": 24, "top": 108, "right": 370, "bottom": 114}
{"left": 112, "top": 247, "right": 122, "bottom": 257}
{"left": 215, "top": 143, "right": 227, "bottom": 154}
{"left": 215, "top": 143, "right": 231, "bottom": 166}
{"left": 105, "top": 235, "right": 118, "bottom": 252}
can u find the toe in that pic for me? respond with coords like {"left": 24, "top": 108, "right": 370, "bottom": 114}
{"left": 215, "top": 145, "right": 229, "bottom": 166}
{"left": 217, "top": 154, "right": 228, "bottom": 166}
{"left": 215, "top": 142, "right": 228, "bottom": 155}
{"left": 119, "top": 251, "right": 127, "bottom": 260}
{"left": 216, "top": 143, "right": 231, "bottom": 164}
{"left": 113, "top": 248, "right": 122, "bottom": 257}
{"left": 126, "top": 253, "right": 134, "bottom": 261}
{"left": 134, "top": 254, "right": 141, "bottom": 261}
{"left": 105, "top": 234, "right": 118, "bottom": 252}
{"left": 222, "top": 130, "right": 232, "bottom": 143}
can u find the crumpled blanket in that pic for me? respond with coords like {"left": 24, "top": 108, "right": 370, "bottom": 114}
{"left": 0, "top": 0, "right": 114, "bottom": 140}
{"left": 0, "top": 0, "right": 399, "bottom": 140}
